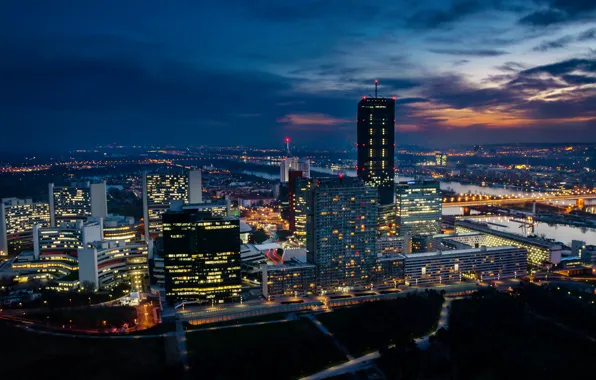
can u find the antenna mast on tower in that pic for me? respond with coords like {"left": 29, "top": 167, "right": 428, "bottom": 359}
{"left": 375, "top": 79, "right": 378, "bottom": 98}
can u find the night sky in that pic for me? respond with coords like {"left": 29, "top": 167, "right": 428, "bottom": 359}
{"left": 1, "top": 1, "right": 596, "bottom": 151}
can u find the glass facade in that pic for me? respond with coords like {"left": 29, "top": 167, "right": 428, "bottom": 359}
{"left": 357, "top": 97, "right": 395, "bottom": 205}
{"left": 396, "top": 181, "right": 442, "bottom": 236}
{"left": 306, "top": 177, "right": 379, "bottom": 291}
{"left": 163, "top": 211, "right": 241, "bottom": 304}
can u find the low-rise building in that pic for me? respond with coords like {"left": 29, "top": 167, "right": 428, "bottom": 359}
{"left": 262, "top": 259, "right": 316, "bottom": 297}
{"left": 403, "top": 246, "right": 527, "bottom": 286}
{"left": 455, "top": 220, "right": 561, "bottom": 267}
{"left": 428, "top": 232, "right": 486, "bottom": 251}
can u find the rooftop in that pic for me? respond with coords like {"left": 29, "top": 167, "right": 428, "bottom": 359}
{"left": 403, "top": 246, "right": 521, "bottom": 259}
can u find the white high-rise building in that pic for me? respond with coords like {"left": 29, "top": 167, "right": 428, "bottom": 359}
{"left": 280, "top": 157, "right": 310, "bottom": 183}
{"left": 49, "top": 182, "right": 107, "bottom": 226}
{"left": 142, "top": 170, "right": 202, "bottom": 238}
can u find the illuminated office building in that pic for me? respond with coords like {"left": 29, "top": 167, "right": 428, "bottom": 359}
{"left": 162, "top": 210, "right": 241, "bottom": 304}
{"left": 288, "top": 170, "right": 304, "bottom": 233}
{"left": 357, "top": 90, "right": 395, "bottom": 205}
{"left": 0, "top": 198, "right": 50, "bottom": 256}
{"left": 49, "top": 182, "right": 107, "bottom": 226}
{"left": 435, "top": 152, "right": 447, "bottom": 167}
{"left": 101, "top": 216, "right": 140, "bottom": 242}
{"left": 11, "top": 220, "right": 102, "bottom": 286}
{"left": 262, "top": 258, "right": 316, "bottom": 297}
{"left": 455, "top": 220, "right": 562, "bottom": 267}
{"left": 143, "top": 170, "right": 202, "bottom": 238}
{"left": 33, "top": 220, "right": 102, "bottom": 259}
{"left": 403, "top": 246, "right": 527, "bottom": 286}
{"left": 395, "top": 180, "right": 442, "bottom": 236}
{"left": 78, "top": 240, "right": 148, "bottom": 292}
{"left": 306, "top": 177, "right": 378, "bottom": 291}
{"left": 292, "top": 176, "right": 312, "bottom": 243}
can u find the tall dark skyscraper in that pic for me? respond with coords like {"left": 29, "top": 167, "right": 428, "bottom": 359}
{"left": 162, "top": 210, "right": 241, "bottom": 304}
{"left": 357, "top": 82, "right": 396, "bottom": 205}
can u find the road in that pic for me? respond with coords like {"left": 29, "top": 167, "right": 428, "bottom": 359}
{"left": 301, "top": 352, "right": 380, "bottom": 380}
{"left": 414, "top": 298, "right": 453, "bottom": 349}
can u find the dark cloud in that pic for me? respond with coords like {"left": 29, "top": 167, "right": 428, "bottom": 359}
{"left": 522, "top": 58, "right": 596, "bottom": 76}
{"left": 519, "top": 10, "right": 566, "bottom": 26}
{"left": 519, "top": 0, "right": 596, "bottom": 26}
{"left": 532, "top": 35, "right": 574, "bottom": 51}
{"left": 453, "top": 59, "right": 470, "bottom": 66}
{"left": 496, "top": 61, "right": 527, "bottom": 72}
{"left": 407, "top": 0, "right": 483, "bottom": 29}
{"left": 429, "top": 48, "right": 508, "bottom": 56}
{"left": 395, "top": 97, "right": 429, "bottom": 105}
{"left": 578, "top": 28, "right": 596, "bottom": 41}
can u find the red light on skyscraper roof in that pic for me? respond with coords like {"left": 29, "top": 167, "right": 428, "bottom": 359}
{"left": 285, "top": 137, "right": 290, "bottom": 143}
{"left": 375, "top": 79, "right": 378, "bottom": 83}
{"left": 392, "top": 97, "right": 396, "bottom": 100}
{"left": 362, "top": 96, "right": 366, "bottom": 100}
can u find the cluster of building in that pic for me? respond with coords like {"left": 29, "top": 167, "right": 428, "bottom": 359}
{"left": 1, "top": 86, "right": 560, "bottom": 308}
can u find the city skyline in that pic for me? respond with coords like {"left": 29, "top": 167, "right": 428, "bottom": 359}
{"left": 1, "top": 1, "right": 595, "bottom": 151}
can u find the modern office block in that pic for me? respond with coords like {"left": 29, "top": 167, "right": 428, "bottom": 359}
{"left": 49, "top": 182, "right": 107, "bottom": 226}
{"left": 0, "top": 198, "right": 50, "bottom": 256}
{"left": 162, "top": 210, "right": 241, "bottom": 304}
{"left": 33, "top": 220, "right": 102, "bottom": 259}
{"left": 101, "top": 216, "right": 140, "bottom": 242}
{"left": 142, "top": 170, "right": 202, "bottom": 238}
{"left": 262, "top": 259, "right": 316, "bottom": 297}
{"left": 306, "top": 177, "right": 378, "bottom": 291}
{"left": 376, "top": 235, "right": 411, "bottom": 255}
{"left": 78, "top": 240, "right": 148, "bottom": 291}
{"left": 455, "top": 220, "right": 562, "bottom": 267}
{"left": 403, "top": 246, "right": 527, "bottom": 286}
{"left": 288, "top": 170, "right": 304, "bottom": 233}
{"left": 396, "top": 180, "right": 442, "bottom": 236}
{"left": 11, "top": 220, "right": 101, "bottom": 285}
{"left": 293, "top": 176, "right": 312, "bottom": 243}
{"left": 357, "top": 94, "right": 395, "bottom": 205}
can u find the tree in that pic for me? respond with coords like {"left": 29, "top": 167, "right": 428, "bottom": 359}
{"left": 81, "top": 281, "right": 96, "bottom": 292}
